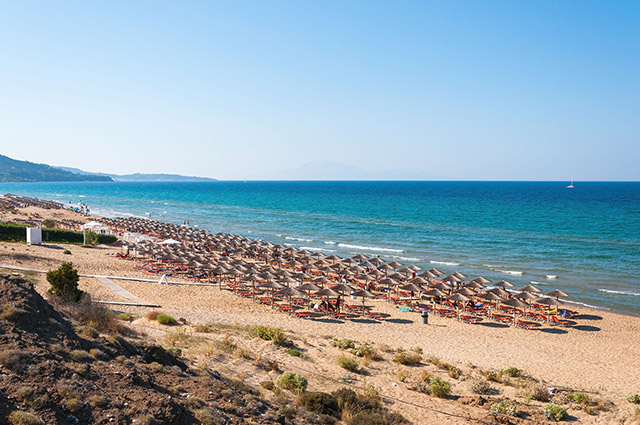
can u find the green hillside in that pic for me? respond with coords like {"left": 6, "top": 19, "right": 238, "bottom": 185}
{"left": 0, "top": 155, "right": 112, "bottom": 182}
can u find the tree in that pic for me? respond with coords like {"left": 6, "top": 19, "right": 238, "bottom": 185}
{"left": 47, "top": 262, "right": 83, "bottom": 302}
{"left": 42, "top": 218, "right": 56, "bottom": 228}
{"left": 84, "top": 230, "right": 99, "bottom": 245}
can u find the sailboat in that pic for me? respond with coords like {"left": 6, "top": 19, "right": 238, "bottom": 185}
{"left": 566, "top": 179, "right": 574, "bottom": 189}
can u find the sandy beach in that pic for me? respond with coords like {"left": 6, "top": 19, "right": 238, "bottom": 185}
{"left": 1, "top": 200, "right": 639, "bottom": 424}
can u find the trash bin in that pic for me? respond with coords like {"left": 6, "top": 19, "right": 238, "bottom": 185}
{"left": 421, "top": 310, "right": 429, "bottom": 324}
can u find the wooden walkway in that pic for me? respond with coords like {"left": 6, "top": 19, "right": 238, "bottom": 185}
{"left": 94, "top": 277, "right": 160, "bottom": 308}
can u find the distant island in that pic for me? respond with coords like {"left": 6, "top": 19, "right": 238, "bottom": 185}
{"left": 0, "top": 154, "right": 216, "bottom": 182}
{"left": 0, "top": 155, "right": 112, "bottom": 182}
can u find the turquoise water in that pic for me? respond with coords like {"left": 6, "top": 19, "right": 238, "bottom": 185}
{"left": 2, "top": 181, "right": 639, "bottom": 314}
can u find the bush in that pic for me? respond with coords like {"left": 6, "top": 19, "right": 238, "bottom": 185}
{"left": 331, "top": 338, "right": 356, "bottom": 350}
{"left": 251, "top": 326, "right": 286, "bottom": 345}
{"left": 446, "top": 364, "right": 461, "bottom": 379}
{"left": 393, "top": 351, "right": 421, "bottom": 366}
{"left": 166, "top": 347, "right": 182, "bottom": 357}
{"left": 47, "top": 262, "right": 83, "bottom": 302}
{"left": 85, "top": 230, "right": 99, "bottom": 245}
{"left": 567, "top": 392, "right": 589, "bottom": 405}
{"left": 628, "top": 394, "right": 640, "bottom": 404}
{"left": 490, "top": 400, "right": 517, "bottom": 416}
{"left": 42, "top": 219, "right": 56, "bottom": 229}
{"left": 7, "top": 411, "right": 44, "bottom": 425}
{"left": 337, "top": 355, "right": 359, "bottom": 372}
{"left": 287, "top": 348, "right": 303, "bottom": 357}
{"left": 525, "top": 383, "right": 551, "bottom": 402}
{"left": 0, "top": 349, "right": 28, "bottom": 373}
{"left": 543, "top": 404, "right": 568, "bottom": 421}
{"left": 156, "top": 314, "right": 177, "bottom": 325}
{"left": 500, "top": 367, "right": 523, "bottom": 378}
{"left": 469, "top": 377, "right": 494, "bottom": 395}
{"left": 276, "top": 372, "right": 308, "bottom": 394}
{"left": 117, "top": 313, "right": 133, "bottom": 321}
{"left": 63, "top": 249, "right": 71, "bottom": 255}
{"left": 429, "top": 378, "right": 451, "bottom": 398}
{"left": 146, "top": 311, "right": 161, "bottom": 321}
{"left": 299, "top": 392, "right": 339, "bottom": 417}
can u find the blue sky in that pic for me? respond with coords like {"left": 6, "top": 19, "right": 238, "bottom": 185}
{"left": 1, "top": 1, "right": 638, "bottom": 180}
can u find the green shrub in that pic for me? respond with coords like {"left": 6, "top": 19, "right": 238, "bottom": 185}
{"left": 68, "top": 349, "right": 93, "bottom": 362}
{"left": 331, "top": 338, "right": 355, "bottom": 350}
{"left": 276, "top": 372, "right": 308, "bottom": 393}
{"left": 251, "top": 325, "right": 286, "bottom": 345}
{"left": 156, "top": 314, "right": 176, "bottom": 325}
{"left": 483, "top": 369, "right": 500, "bottom": 382}
{"left": 567, "top": 392, "right": 589, "bottom": 405}
{"left": 47, "top": 262, "right": 83, "bottom": 302}
{"left": 393, "top": 351, "right": 421, "bottom": 366}
{"left": 7, "top": 411, "right": 44, "bottom": 425}
{"left": 287, "top": 348, "right": 303, "bottom": 357}
{"left": 63, "top": 249, "right": 71, "bottom": 255}
{"left": 298, "top": 391, "right": 339, "bottom": 417}
{"left": 543, "top": 404, "right": 568, "bottom": 421}
{"left": 446, "top": 364, "right": 461, "bottom": 379}
{"left": 429, "top": 377, "right": 451, "bottom": 398}
{"left": 500, "top": 367, "right": 523, "bottom": 378}
{"left": 628, "top": 394, "right": 640, "bottom": 404}
{"left": 354, "top": 344, "right": 380, "bottom": 360}
{"left": 166, "top": 347, "right": 182, "bottom": 357}
{"left": 490, "top": 400, "right": 517, "bottom": 416}
{"left": 337, "top": 354, "right": 359, "bottom": 372}
{"left": 116, "top": 313, "right": 133, "bottom": 321}
{"left": 260, "top": 381, "right": 275, "bottom": 391}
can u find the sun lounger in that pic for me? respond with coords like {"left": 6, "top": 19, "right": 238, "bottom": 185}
{"left": 516, "top": 319, "right": 540, "bottom": 330}
{"left": 436, "top": 308, "right": 456, "bottom": 318}
{"left": 460, "top": 314, "right": 482, "bottom": 324}
{"left": 491, "top": 313, "right": 513, "bottom": 324}
{"left": 551, "top": 315, "right": 570, "bottom": 326}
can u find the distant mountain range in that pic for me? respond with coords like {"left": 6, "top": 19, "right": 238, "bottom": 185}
{"left": 0, "top": 155, "right": 112, "bottom": 182}
{"left": 0, "top": 154, "right": 216, "bottom": 182}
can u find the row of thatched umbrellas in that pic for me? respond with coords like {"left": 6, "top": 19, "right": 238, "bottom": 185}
{"left": 105, "top": 216, "right": 571, "bottom": 319}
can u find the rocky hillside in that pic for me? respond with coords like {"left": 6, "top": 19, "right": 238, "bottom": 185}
{"left": 0, "top": 274, "right": 311, "bottom": 424}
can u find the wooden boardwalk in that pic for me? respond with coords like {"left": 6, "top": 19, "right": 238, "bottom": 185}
{"left": 94, "top": 277, "right": 160, "bottom": 308}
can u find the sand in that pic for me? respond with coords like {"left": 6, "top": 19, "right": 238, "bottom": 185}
{"left": 1, "top": 201, "right": 639, "bottom": 424}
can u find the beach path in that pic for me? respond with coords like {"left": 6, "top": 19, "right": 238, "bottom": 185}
{"left": 94, "top": 276, "right": 160, "bottom": 308}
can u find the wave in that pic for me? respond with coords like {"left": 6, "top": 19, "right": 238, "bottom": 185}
{"left": 285, "top": 236, "right": 313, "bottom": 242}
{"left": 275, "top": 234, "right": 282, "bottom": 237}
{"left": 324, "top": 241, "right": 336, "bottom": 245}
{"left": 388, "top": 255, "right": 423, "bottom": 262}
{"left": 545, "top": 275, "right": 558, "bottom": 279}
{"left": 430, "top": 260, "right": 460, "bottom": 266}
{"left": 483, "top": 264, "right": 504, "bottom": 268}
{"left": 563, "top": 299, "right": 610, "bottom": 310}
{"left": 530, "top": 281, "right": 549, "bottom": 286}
{"left": 598, "top": 288, "right": 640, "bottom": 297}
{"left": 300, "top": 246, "right": 337, "bottom": 253}
{"left": 499, "top": 270, "right": 524, "bottom": 276}
{"left": 337, "top": 243, "right": 404, "bottom": 253}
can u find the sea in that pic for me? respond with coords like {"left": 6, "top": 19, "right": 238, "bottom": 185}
{"left": 1, "top": 181, "right": 639, "bottom": 315}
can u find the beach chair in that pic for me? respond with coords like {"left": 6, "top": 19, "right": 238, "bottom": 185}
{"left": 551, "top": 315, "right": 570, "bottom": 327}
{"left": 516, "top": 319, "right": 540, "bottom": 330}
{"left": 460, "top": 314, "right": 482, "bottom": 324}
{"left": 491, "top": 313, "right": 512, "bottom": 324}
{"left": 436, "top": 308, "right": 456, "bottom": 318}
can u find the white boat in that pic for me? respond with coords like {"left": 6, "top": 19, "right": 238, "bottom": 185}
{"left": 566, "top": 179, "right": 574, "bottom": 188}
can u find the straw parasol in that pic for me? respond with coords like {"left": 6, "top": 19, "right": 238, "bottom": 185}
{"left": 518, "top": 284, "right": 542, "bottom": 293}
{"left": 350, "top": 289, "right": 375, "bottom": 316}
{"left": 545, "top": 290, "right": 569, "bottom": 299}
{"left": 493, "top": 280, "right": 515, "bottom": 288}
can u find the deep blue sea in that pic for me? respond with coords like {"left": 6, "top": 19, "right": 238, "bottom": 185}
{"left": 1, "top": 181, "right": 639, "bottom": 314}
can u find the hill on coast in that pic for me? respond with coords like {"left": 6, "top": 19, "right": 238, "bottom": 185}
{"left": 56, "top": 167, "right": 217, "bottom": 182}
{"left": 0, "top": 155, "right": 112, "bottom": 182}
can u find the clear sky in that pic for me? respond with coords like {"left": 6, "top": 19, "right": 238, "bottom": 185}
{"left": 1, "top": 1, "right": 638, "bottom": 180}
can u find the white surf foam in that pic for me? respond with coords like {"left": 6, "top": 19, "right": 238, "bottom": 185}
{"left": 598, "top": 288, "right": 640, "bottom": 297}
{"left": 499, "top": 270, "right": 524, "bottom": 276}
{"left": 285, "top": 236, "right": 313, "bottom": 242}
{"left": 275, "top": 234, "right": 282, "bottom": 237}
{"left": 300, "top": 246, "right": 337, "bottom": 253}
{"left": 324, "top": 241, "right": 336, "bottom": 245}
{"left": 388, "top": 255, "right": 422, "bottom": 262}
{"left": 483, "top": 264, "right": 503, "bottom": 268}
{"left": 430, "top": 260, "right": 460, "bottom": 266}
{"left": 545, "top": 275, "right": 557, "bottom": 279}
{"left": 530, "top": 281, "right": 549, "bottom": 286}
{"left": 337, "top": 243, "right": 403, "bottom": 253}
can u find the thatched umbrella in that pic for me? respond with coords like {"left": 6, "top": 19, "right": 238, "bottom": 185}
{"left": 493, "top": 280, "right": 515, "bottom": 288}
{"left": 471, "top": 276, "right": 492, "bottom": 284}
{"left": 261, "top": 280, "right": 284, "bottom": 306}
{"left": 428, "top": 268, "right": 444, "bottom": 276}
{"left": 350, "top": 289, "right": 375, "bottom": 316}
{"left": 545, "top": 289, "right": 569, "bottom": 300}
{"left": 501, "top": 297, "right": 531, "bottom": 326}
{"left": 518, "top": 284, "right": 542, "bottom": 293}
